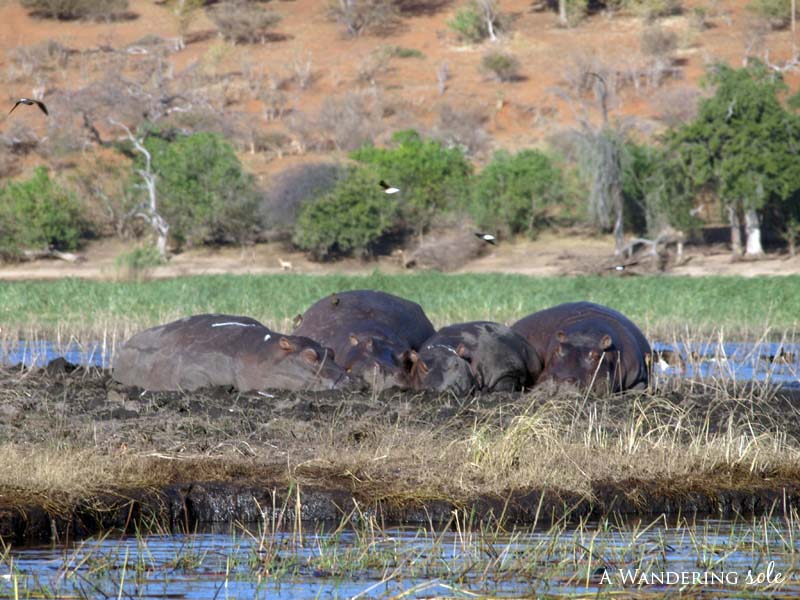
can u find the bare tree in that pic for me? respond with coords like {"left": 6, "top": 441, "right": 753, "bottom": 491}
{"left": 476, "top": 0, "right": 499, "bottom": 41}
{"left": 110, "top": 119, "right": 170, "bottom": 259}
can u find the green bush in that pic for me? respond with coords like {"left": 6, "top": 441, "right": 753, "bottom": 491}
{"left": 114, "top": 245, "right": 165, "bottom": 282}
{"left": 0, "top": 167, "right": 86, "bottom": 258}
{"left": 480, "top": 50, "right": 521, "bottom": 82}
{"left": 138, "top": 131, "right": 260, "bottom": 248}
{"left": 470, "top": 149, "right": 563, "bottom": 237}
{"left": 20, "top": 0, "right": 129, "bottom": 20}
{"left": 748, "top": 0, "right": 795, "bottom": 29}
{"left": 293, "top": 167, "right": 398, "bottom": 260}
{"left": 351, "top": 129, "right": 473, "bottom": 233}
{"left": 448, "top": 0, "right": 505, "bottom": 42}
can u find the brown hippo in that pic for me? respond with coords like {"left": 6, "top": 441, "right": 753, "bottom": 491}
{"left": 293, "top": 290, "right": 436, "bottom": 390}
{"left": 511, "top": 302, "right": 651, "bottom": 393}
{"left": 113, "top": 314, "right": 357, "bottom": 392}
{"left": 410, "top": 321, "right": 543, "bottom": 396}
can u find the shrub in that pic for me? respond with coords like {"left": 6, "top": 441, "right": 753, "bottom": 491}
{"left": 139, "top": 131, "right": 260, "bottom": 247}
{"left": 317, "top": 92, "right": 383, "bottom": 151}
{"left": 0, "top": 167, "right": 86, "bottom": 258}
{"left": 480, "top": 50, "right": 521, "bottom": 82}
{"left": 206, "top": 0, "right": 281, "bottom": 43}
{"left": 433, "top": 104, "right": 490, "bottom": 157}
{"left": 261, "top": 162, "right": 345, "bottom": 231}
{"left": 470, "top": 149, "right": 563, "bottom": 237}
{"left": 747, "top": 0, "right": 796, "bottom": 29}
{"left": 20, "top": 0, "right": 129, "bottom": 20}
{"left": 293, "top": 167, "right": 398, "bottom": 260}
{"left": 448, "top": 0, "right": 506, "bottom": 42}
{"left": 629, "top": 0, "right": 682, "bottom": 21}
{"left": 351, "top": 129, "right": 473, "bottom": 233}
{"left": 114, "top": 245, "right": 164, "bottom": 282}
{"left": 327, "top": 0, "right": 400, "bottom": 37}
{"left": 640, "top": 25, "right": 678, "bottom": 58}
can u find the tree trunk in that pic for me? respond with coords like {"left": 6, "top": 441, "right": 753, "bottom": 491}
{"left": 744, "top": 208, "right": 764, "bottom": 256}
{"left": 612, "top": 183, "right": 624, "bottom": 256}
{"left": 558, "top": 0, "right": 568, "bottom": 26}
{"left": 727, "top": 205, "right": 742, "bottom": 256}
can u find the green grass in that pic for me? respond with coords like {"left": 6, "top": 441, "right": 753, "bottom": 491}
{"left": 1, "top": 273, "right": 799, "bottom": 338}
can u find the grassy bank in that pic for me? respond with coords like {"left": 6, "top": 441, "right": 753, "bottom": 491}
{"left": 1, "top": 273, "right": 800, "bottom": 338}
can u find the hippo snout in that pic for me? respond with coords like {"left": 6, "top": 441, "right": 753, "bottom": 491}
{"left": 331, "top": 371, "right": 369, "bottom": 392}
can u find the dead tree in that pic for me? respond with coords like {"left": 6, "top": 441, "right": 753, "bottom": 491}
{"left": 110, "top": 119, "right": 170, "bottom": 259}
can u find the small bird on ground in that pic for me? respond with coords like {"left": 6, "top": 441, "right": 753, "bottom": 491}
{"left": 8, "top": 98, "right": 48, "bottom": 116}
{"left": 379, "top": 180, "right": 400, "bottom": 194}
{"left": 475, "top": 232, "right": 496, "bottom": 245}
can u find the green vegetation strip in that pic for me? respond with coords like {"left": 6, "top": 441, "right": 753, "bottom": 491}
{"left": 1, "top": 273, "right": 799, "bottom": 337}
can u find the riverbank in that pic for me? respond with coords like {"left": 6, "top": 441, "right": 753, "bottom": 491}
{"left": 1, "top": 365, "right": 799, "bottom": 542}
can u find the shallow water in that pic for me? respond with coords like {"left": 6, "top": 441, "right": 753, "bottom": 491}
{"left": 2, "top": 517, "right": 799, "bottom": 598}
{"left": 4, "top": 339, "right": 800, "bottom": 389}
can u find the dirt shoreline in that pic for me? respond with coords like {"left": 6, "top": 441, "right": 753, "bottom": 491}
{"left": 1, "top": 365, "right": 800, "bottom": 543}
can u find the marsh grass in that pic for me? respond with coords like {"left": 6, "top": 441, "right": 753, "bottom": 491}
{"left": 1, "top": 274, "right": 800, "bottom": 338}
{"left": 1, "top": 504, "right": 799, "bottom": 597}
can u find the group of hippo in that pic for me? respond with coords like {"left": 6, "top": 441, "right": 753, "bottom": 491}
{"left": 113, "top": 290, "right": 652, "bottom": 396}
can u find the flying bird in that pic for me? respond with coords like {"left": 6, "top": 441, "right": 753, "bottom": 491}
{"left": 475, "top": 232, "right": 496, "bottom": 245}
{"left": 8, "top": 98, "right": 48, "bottom": 116}
{"left": 379, "top": 180, "right": 400, "bottom": 194}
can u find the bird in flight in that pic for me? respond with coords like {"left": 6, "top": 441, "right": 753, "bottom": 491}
{"left": 379, "top": 180, "right": 400, "bottom": 194}
{"left": 8, "top": 98, "right": 49, "bottom": 116}
{"left": 475, "top": 232, "right": 496, "bottom": 245}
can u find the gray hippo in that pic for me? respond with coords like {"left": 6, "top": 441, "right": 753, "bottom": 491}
{"left": 511, "top": 302, "right": 651, "bottom": 393}
{"left": 293, "top": 290, "right": 435, "bottom": 390}
{"left": 113, "top": 314, "right": 356, "bottom": 392}
{"left": 410, "top": 321, "right": 543, "bottom": 395}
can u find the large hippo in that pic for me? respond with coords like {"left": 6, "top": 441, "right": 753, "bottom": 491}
{"left": 113, "top": 314, "right": 357, "bottom": 392}
{"left": 410, "top": 321, "right": 543, "bottom": 396}
{"left": 293, "top": 290, "right": 436, "bottom": 390}
{"left": 511, "top": 302, "right": 651, "bottom": 393}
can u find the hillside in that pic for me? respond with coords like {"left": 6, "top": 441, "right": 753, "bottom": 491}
{"left": 0, "top": 0, "right": 799, "bottom": 277}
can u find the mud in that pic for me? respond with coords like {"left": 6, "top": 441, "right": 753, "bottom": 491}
{"left": 1, "top": 364, "right": 800, "bottom": 543}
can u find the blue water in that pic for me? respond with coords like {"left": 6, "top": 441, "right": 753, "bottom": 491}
{"left": 2, "top": 519, "right": 798, "bottom": 598}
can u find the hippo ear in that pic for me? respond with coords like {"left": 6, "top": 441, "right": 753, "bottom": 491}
{"left": 600, "top": 335, "right": 613, "bottom": 350}
{"left": 409, "top": 350, "right": 419, "bottom": 364}
{"left": 456, "top": 343, "right": 472, "bottom": 363}
{"left": 397, "top": 349, "right": 414, "bottom": 370}
{"left": 557, "top": 330, "right": 567, "bottom": 343}
{"left": 349, "top": 333, "right": 359, "bottom": 347}
{"left": 279, "top": 337, "right": 295, "bottom": 352}
{"left": 301, "top": 348, "right": 319, "bottom": 364}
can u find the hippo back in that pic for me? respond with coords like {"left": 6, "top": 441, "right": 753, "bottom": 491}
{"left": 113, "top": 314, "right": 353, "bottom": 392}
{"left": 294, "top": 290, "right": 436, "bottom": 388}
{"left": 511, "top": 302, "right": 651, "bottom": 391}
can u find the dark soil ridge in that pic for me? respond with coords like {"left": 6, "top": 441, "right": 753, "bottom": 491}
{"left": 1, "top": 478, "right": 799, "bottom": 544}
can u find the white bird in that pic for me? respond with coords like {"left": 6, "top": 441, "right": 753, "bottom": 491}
{"left": 8, "top": 98, "right": 48, "bottom": 116}
{"left": 475, "top": 232, "right": 496, "bottom": 245}
{"left": 379, "top": 180, "right": 400, "bottom": 194}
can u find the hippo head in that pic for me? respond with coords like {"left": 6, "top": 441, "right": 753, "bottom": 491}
{"left": 540, "top": 331, "right": 619, "bottom": 393}
{"left": 339, "top": 334, "right": 414, "bottom": 390}
{"left": 410, "top": 343, "right": 476, "bottom": 396}
{"left": 240, "top": 334, "right": 362, "bottom": 392}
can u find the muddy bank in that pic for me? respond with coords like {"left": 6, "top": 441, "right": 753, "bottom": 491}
{"left": 1, "top": 365, "right": 799, "bottom": 542}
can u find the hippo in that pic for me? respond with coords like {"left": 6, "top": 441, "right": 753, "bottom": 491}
{"left": 511, "top": 302, "right": 651, "bottom": 393}
{"left": 293, "top": 290, "right": 436, "bottom": 390}
{"left": 113, "top": 314, "right": 357, "bottom": 392}
{"left": 410, "top": 321, "right": 543, "bottom": 396}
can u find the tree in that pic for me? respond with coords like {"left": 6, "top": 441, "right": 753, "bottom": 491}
{"left": 470, "top": 149, "right": 563, "bottom": 236}
{"left": 669, "top": 62, "right": 800, "bottom": 256}
{"left": 351, "top": 129, "right": 473, "bottom": 235}
{"left": 111, "top": 119, "right": 170, "bottom": 259}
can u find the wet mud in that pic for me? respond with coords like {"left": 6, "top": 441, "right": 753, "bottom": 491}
{"left": 1, "top": 363, "right": 799, "bottom": 543}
